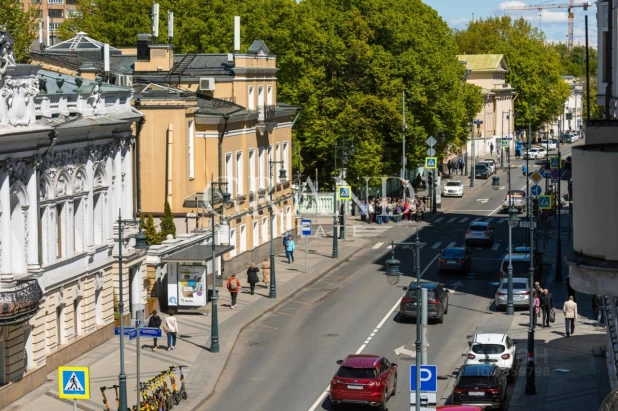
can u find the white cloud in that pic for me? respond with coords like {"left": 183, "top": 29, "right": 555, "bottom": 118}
{"left": 499, "top": 1, "right": 527, "bottom": 11}
{"left": 447, "top": 17, "right": 470, "bottom": 29}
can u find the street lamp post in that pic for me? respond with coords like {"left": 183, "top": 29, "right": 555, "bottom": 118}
{"left": 525, "top": 196, "right": 537, "bottom": 395}
{"left": 268, "top": 160, "right": 287, "bottom": 298}
{"left": 507, "top": 207, "right": 520, "bottom": 315}
{"left": 555, "top": 149, "right": 563, "bottom": 282}
{"left": 208, "top": 179, "right": 233, "bottom": 352}
{"left": 471, "top": 119, "right": 483, "bottom": 188}
{"left": 385, "top": 230, "right": 422, "bottom": 411}
{"left": 332, "top": 139, "right": 355, "bottom": 258}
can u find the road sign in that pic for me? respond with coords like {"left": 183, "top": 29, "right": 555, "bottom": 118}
{"left": 550, "top": 156, "right": 561, "bottom": 169}
{"left": 426, "top": 136, "right": 436, "bottom": 147}
{"left": 530, "top": 171, "right": 543, "bottom": 184}
{"left": 520, "top": 221, "right": 537, "bottom": 228}
{"left": 114, "top": 327, "right": 138, "bottom": 340}
{"left": 410, "top": 392, "right": 438, "bottom": 407}
{"left": 538, "top": 195, "right": 552, "bottom": 210}
{"left": 425, "top": 157, "right": 437, "bottom": 169}
{"left": 139, "top": 327, "right": 162, "bottom": 338}
{"left": 426, "top": 148, "right": 436, "bottom": 157}
{"left": 502, "top": 139, "right": 509, "bottom": 148}
{"left": 59, "top": 366, "right": 90, "bottom": 399}
{"left": 410, "top": 365, "right": 437, "bottom": 392}
{"left": 566, "top": 112, "right": 572, "bottom": 120}
{"left": 337, "top": 185, "right": 351, "bottom": 201}
{"left": 530, "top": 185, "right": 542, "bottom": 196}
{"left": 301, "top": 219, "right": 312, "bottom": 236}
{"left": 550, "top": 169, "right": 559, "bottom": 179}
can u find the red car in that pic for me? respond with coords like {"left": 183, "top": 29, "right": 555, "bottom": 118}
{"left": 330, "top": 354, "right": 397, "bottom": 410}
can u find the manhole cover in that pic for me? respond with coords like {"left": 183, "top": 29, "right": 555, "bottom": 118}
{"left": 323, "top": 333, "right": 339, "bottom": 337}
{"left": 244, "top": 341, "right": 262, "bottom": 347}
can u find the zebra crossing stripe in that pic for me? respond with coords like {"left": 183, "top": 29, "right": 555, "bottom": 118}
{"left": 372, "top": 242, "right": 384, "bottom": 249}
{"left": 473, "top": 217, "right": 482, "bottom": 222}
{"left": 447, "top": 217, "right": 457, "bottom": 223}
{"left": 446, "top": 242, "right": 456, "bottom": 248}
{"left": 432, "top": 242, "right": 442, "bottom": 249}
{"left": 459, "top": 218, "right": 469, "bottom": 223}
{"left": 434, "top": 217, "right": 444, "bottom": 222}
{"left": 496, "top": 219, "right": 506, "bottom": 224}
{"left": 485, "top": 218, "right": 494, "bottom": 224}
{"left": 419, "top": 242, "right": 427, "bottom": 249}
{"left": 491, "top": 243, "right": 500, "bottom": 251}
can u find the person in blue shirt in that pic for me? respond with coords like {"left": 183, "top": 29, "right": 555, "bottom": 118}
{"left": 522, "top": 164, "right": 528, "bottom": 177}
{"left": 286, "top": 236, "right": 295, "bottom": 263}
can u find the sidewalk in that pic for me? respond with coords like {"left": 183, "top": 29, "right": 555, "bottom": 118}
{"left": 6, "top": 232, "right": 381, "bottom": 411}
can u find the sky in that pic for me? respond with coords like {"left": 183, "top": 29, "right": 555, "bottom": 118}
{"left": 424, "top": 0, "right": 598, "bottom": 48}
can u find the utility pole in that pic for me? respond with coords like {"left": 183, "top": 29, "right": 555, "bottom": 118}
{"left": 525, "top": 196, "right": 537, "bottom": 395}
{"left": 470, "top": 122, "right": 475, "bottom": 187}
{"left": 402, "top": 91, "right": 407, "bottom": 186}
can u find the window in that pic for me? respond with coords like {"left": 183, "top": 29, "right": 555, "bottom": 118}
{"left": 271, "top": 213, "right": 278, "bottom": 238}
{"left": 188, "top": 120, "right": 195, "bottom": 179}
{"left": 253, "top": 220, "right": 259, "bottom": 247}
{"left": 279, "top": 210, "right": 285, "bottom": 234}
{"left": 56, "top": 305, "right": 64, "bottom": 347}
{"left": 56, "top": 204, "right": 64, "bottom": 258}
{"left": 95, "top": 287, "right": 102, "bottom": 325}
{"left": 262, "top": 216, "right": 268, "bottom": 242}
{"left": 229, "top": 228, "right": 237, "bottom": 258}
{"left": 225, "top": 153, "right": 234, "bottom": 196}
{"left": 267, "top": 85, "right": 273, "bottom": 106}
{"left": 283, "top": 141, "right": 289, "bottom": 178}
{"left": 239, "top": 224, "right": 247, "bottom": 253}
{"left": 236, "top": 151, "right": 244, "bottom": 195}
{"left": 275, "top": 143, "right": 281, "bottom": 180}
{"left": 48, "top": 9, "right": 64, "bottom": 18}
{"left": 73, "top": 297, "right": 82, "bottom": 338}
{"left": 66, "top": 9, "right": 80, "bottom": 17}
{"left": 93, "top": 194, "right": 103, "bottom": 245}
{"left": 258, "top": 147, "right": 265, "bottom": 190}
{"left": 48, "top": 22, "right": 61, "bottom": 32}
{"left": 471, "top": 344, "right": 505, "bottom": 355}
{"left": 258, "top": 85, "right": 265, "bottom": 118}
{"left": 286, "top": 206, "right": 292, "bottom": 232}
{"left": 248, "top": 86, "right": 255, "bottom": 110}
{"left": 337, "top": 367, "right": 377, "bottom": 379}
{"left": 268, "top": 145, "right": 273, "bottom": 186}
{"left": 48, "top": 0, "right": 63, "bottom": 4}
{"left": 249, "top": 149, "right": 256, "bottom": 194}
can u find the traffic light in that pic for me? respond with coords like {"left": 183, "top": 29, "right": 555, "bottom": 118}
{"left": 427, "top": 172, "right": 433, "bottom": 187}
{"left": 532, "top": 197, "right": 539, "bottom": 216}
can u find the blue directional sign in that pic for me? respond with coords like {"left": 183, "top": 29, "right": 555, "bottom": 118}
{"left": 410, "top": 365, "right": 438, "bottom": 392}
{"left": 425, "top": 157, "right": 437, "bottom": 169}
{"left": 337, "top": 186, "right": 351, "bottom": 201}
{"left": 538, "top": 195, "right": 552, "bottom": 210}
{"left": 139, "top": 327, "right": 163, "bottom": 338}
{"left": 58, "top": 366, "right": 90, "bottom": 399}
{"left": 541, "top": 169, "right": 551, "bottom": 178}
{"left": 531, "top": 185, "right": 542, "bottom": 197}
{"left": 550, "top": 156, "right": 561, "bottom": 170}
{"left": 301, "top": 219, "right": 312, "bottom": 236}
{"left": 114, "top": 327, "right": 138, "bottom": 340}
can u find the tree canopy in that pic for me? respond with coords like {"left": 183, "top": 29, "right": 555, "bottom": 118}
{"left": 0, "top": 0, "right": 38, "bottom": 63}
{"left": 454, "top": 16, "right": 570, "bottom": 131}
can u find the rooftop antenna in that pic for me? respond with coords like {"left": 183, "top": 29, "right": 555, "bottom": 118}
{"left": 38, "top": 21, "right": 43, "bottom": 46}
{"left": 103, "top": 43, "right": 110, "bottom": 79}
{"left": 45, "top": 16, "right": 50, "bottom": 47}
{"left": 167, "top": 11, "right": 174, "bottom": 44}
{"left": 234, "top": 16, "right": 240, "bottom": 52}
{"left": 151, "top": 3, "right": 160, "bottom": 39}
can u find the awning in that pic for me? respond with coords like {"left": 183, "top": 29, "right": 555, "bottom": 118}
{"left": 161, "top": 244, "right": 235, "bottom": 263}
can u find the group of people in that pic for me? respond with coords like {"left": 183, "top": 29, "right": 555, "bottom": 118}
{"left": 446, "top": 158, "right": 465, "bottom": 176}
{"left": 359, "top": 197, "right": 426, "bottom": 224}
{"left": 531, "top": 281, "right": 579, "bottom": 337}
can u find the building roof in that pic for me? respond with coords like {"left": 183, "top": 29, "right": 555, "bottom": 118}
{"left": 44, "top": 32, "right": 123, "bottom": 59}
{"left": 457, "top": 54, "right": 508, "bottom": 73}
{"left": 37, "top": 69, "right": 131, "bottom": 94}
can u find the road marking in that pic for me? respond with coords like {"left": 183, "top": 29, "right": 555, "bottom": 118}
{"left": 447, "top": 242, "right": 456, "bottom": 248}
{"left": 447, "top": 217, "right": 457, "bottom": 223}
{"left": 432, "top": 242, "right": 442, "bottom": 249}
{"left": 485, "top": 218, "right": 494, "bottom": 224}
{"left": 491, "top": 243, "right": 501, "bottom": 251}
{"left": 453, "top": 210, "right": 496, "bottom": 212}
{"left": 435, "top": 217, "right": 444, "bottom": 222}
{"left": 372, "top": 242, "right": 384, "bottom": 249}
{"left": 307, "top": 253, "right": 441, "bottom": 411}
{"left": 419, "top": 242, "right": 427, "bottom": 249}
{"left": 473, "top": 217, "right": 481, "bottom": 222}
{"left": 459, "top": 218, "right": 469, "bottom": 223}
{"left": 496, "top": 218, "right": 506, "bottom": 224}
{"left": 487, "top": 205, "right": 502, "bottom": 217}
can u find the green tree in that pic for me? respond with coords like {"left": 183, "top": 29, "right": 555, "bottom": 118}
{"left": 0, "top": 0, "right": 39, "bottom": 63}
{"left": 141, "top": 214, "right": 161, "bottom": 246}
{"left": 159, "top": 202, "right": 176, "bottom": 240}
{"left": 552, "top": 43, "right": 598, "bottom": 77}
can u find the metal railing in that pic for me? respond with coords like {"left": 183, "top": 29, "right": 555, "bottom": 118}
{"left": 258, "top": 105, "right": 277, "bottom": 122}
{"left": 0, "top": 279, "right": 44, "bottom": 325}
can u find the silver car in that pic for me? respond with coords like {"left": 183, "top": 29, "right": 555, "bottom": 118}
{"left": 495, "top": 278, "right": 530, "bottom": 310}
{"left": 484, "top": 159, "right": 497, "bottom": 173}
{"left": 464, "top": 221, "right": 494, "bottom": 246}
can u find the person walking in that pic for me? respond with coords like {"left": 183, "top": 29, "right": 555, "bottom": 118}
{"left": 533, "top": 290, "right": 541, "bottom": 327}
{"left": 261, "top": 258, "right": 270, "bottom": 287}
{"left": 458, "top": 158, "right": 464, "bottom": 175}
{"left": 490, "top": 142, "right": 494, "bottom": 156}
{"left": 522, "top": 164, "right": 528, "bottom": 177}
{"left": 283, "top": 233, "right": 291, "bottom": 262}
{"left": 360, "top": 200, "right": 367, "bottom": 223}
{"left": 227, "top": 273, "right": 241, "bottom": 309}
{"left": 164, "top": 311, "right": 178, "bottom": 351}
{"left": 563, "top": 295, "right": 578, "bottom": 337}
{"left": 367, "top": 201, "right": 374, "bottom": 224}
{"left": 147, "top": 310, "right": 162, "bottom": 351}
{"left": 286, "top": 236, "right": 295, "bottom": 263}
{"left": 541, "top": 289, "right": 554, "bottom": 328}
{"left": 246, "top": 263, "right": 260, "bottom": 295}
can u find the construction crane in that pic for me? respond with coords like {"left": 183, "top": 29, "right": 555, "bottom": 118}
{"left": 503, "top": 0, "right": 592, "bottom": 51}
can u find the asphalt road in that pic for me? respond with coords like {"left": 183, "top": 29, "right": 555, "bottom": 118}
{"left": 202, "top": 142, "right": 581, "bottom": 411}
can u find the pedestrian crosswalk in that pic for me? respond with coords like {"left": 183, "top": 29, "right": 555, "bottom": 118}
{"left": 369, "top": 240, "right": 524, "bottom": 253}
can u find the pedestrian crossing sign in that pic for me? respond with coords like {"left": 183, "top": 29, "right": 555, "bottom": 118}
{"left": 502, "top": 139, "right": 509, "bottom": 148}
{"left": 550, "top": 156, "right": 561, "bottom": 170}
{"left": 538, "top": 195, "right": 552, "bottom": 210}
{"left": 425, "top": 157, "right": 437, "bottom": 169}
{"left": 58, "top": 366, "right": 90, "bottom": 399}
{"left": 337, "top": 185, "right": 352, "bottom": 200}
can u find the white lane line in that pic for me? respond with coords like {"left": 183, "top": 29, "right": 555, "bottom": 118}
{"left": 496, "top": 218, "right": 506, "bottom": 223}
{"left": 485, "top": 218, "right": 494, "bottom": 224}
{"left": 372, "top": 242, "right": 384, "bottom": 249}
{"left": 307, "top": 253, "right": 441, "bottom": 411}
{"left": 419, "top": 242, "right": 427, "bottom": 249}
{"left": 447, "top": 217, "right": 457, "bottom": 223}
{"left": 459, "top": 218, "right": 469, "bottom": 223}
{"left": 447, "top": 242, "right": 456, "bottom": 248}
{"left": 435, "top": 217, "right": 444, "bottom": 222}
{"left": 491, "top": 243, "right": 500, "bottom": 251}
{"left": 432, "top": 242, "right": 442, "bottom": 249}
{"left": 473, "top": 217, "right": 481, "bottom": 222}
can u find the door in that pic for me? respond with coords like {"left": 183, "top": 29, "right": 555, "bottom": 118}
{"left": 129, "top": 266, "right": 141, "bottom": 320}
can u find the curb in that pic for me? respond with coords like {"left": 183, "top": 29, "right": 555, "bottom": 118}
{"left": 189, "top": 240, "right": 370, "bottom": 411}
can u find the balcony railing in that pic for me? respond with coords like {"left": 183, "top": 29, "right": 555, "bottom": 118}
{"left": 258, "top": 105, "right": 277, "bottom": 123}
{"left": 0, "top": 279, "right": 44, "bottom": 325}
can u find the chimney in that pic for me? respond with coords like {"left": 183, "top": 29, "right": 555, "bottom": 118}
{"left": 137, "top": 33, "right": 152, "bottom": 61}
{"left": 234, "top": 16, "right": 240, "bottom": 52}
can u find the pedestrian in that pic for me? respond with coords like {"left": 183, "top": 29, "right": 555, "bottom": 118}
{"left": 368, "top": 201, "right": 374, "bottom": 224}
{"left": 533, "top": 290, "right": 541, "bottom": 327}
{"left": 376, "top": 200, "right": 383, "bottom": 224}
{"left": 163, "top": 310, "right": 178, "bottom": 351}
{"left": 563, "top": 295, "right": 578, "bottom": 337}
{"left": 283, "top": 233, "right": 291, "bottom": 262}
{"left": 541, "top": 289, "right": 554, "bottom": 328}
{"left": 522, "top": 164, "right": 527, "bottom": 177}
{"left": 147, "top": 310, "right": 162, "bottom": 351}
{"left": 246, "top": 263, "right": 260, "bottom": 295}
{"left": 458, "top": 158, "right": 464, "bottom": 175}
{"left": 226, "top": 273, "right": 241, "bottom": 309}
{"left": 286, "top": 236, "right": 295, "bottom": 263}
{"left": 534, "top": 281, "right": 542, "bottom": 296}
{"left": 360, "top": 200, "right": 367, "bottom": 222}
{"left": 447, "top": 160, "right": 452, "bottom": 176}
{"left": 490, "top": 142, "right": 494, "bottom": 156}
{"left": 261, "top": 258, "right": 270, "bottom": 286}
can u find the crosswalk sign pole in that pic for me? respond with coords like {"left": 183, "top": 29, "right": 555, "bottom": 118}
{"left": 73, "top": 399, "right": 77, "bottom": 411}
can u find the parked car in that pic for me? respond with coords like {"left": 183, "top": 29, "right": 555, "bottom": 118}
{"left": 443, "top": 180, "right": 464, "bottom": 197}
{"left": 541, "top": 139, "right": 558, "bottom": 150}
{"left": 438, "top": 247, "right": 472, "bottom": 274}
{"left": 476, "top": 161, "right": 494, "bottom": 175}
{"left": 465, "top": 221, "right": 494, "bottom": 247}
{"left": 495, "top": 277, "right": 530, "bottom": 310}
{"left": 474, "top": 164, "right": 489, "bottom": 179}
{"left": 465, "top": 333, "right": 517, "bottom": 382}
{"left": 330, "top": 354, "right": 397, "bottom": 410}
{"left": 400, "top": 281, "right": 449, "bottom": 324}
{"left": 499, "top": 252, "right": 541, "bottom": 284}
{"left": 501, "top": 189, "right": 526, "bottom": 213}
{"left": 523, "top": 147, "right": 547, "bottom": 159}
{"left": 484, "top": 159, "right": 497, "bottom": 173}
{"left": 452, "top": 364, "right": 508, "bottom": 410}
{"left": 562, "top": 133, "right": 576, "bottom": 143}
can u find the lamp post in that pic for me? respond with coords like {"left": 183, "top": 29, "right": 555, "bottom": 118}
{"left": 525, "top": 196, "right": 537, "bottom": 395}
{"left": 208, "top": 179, "right": 233, "bottom": 352}
{"left": 555, "top": 149, "right": 563, "bottom": 282}
{"left": 268, "top": 159, "right": 287, "bottom": 298}
{"left": 385, "top": 230, "right": 422, "bottom": 411}
{"left": 506, "top": 207, "right": 520, "bottom": 315}
{"left": 116, "top": 209, "right": 147, "bottom": 411}
{"left": 471, "top": 119, "right": 483, "bottom": 187}
{"left": 332, "top": 139, "right": 355, "bottom": 258}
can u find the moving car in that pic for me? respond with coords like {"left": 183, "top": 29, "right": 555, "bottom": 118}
{"left": 523, "top": 147, "right": 547, "bottom": 159}
{"left": 474, "top": 164, "right": 489, "bottom": 179}
{"left": 541, "top": 139, "right": 558, "bottom": 150}
{"left": 499, "top": 253, "right": 540, "bottom": 283}
{"left": 464, "top": 221, "right": 494, "bottom": 247}
{"left": 400, "top": 281, "right": 449, "bottom": 324}
{"left": 495, "top": 277, "right": 530, "bottom": 310}
{"left": 438, "top": 247, "right": 472, "bottom": 274}
{"left": 452, "top": 364, "right": 508, "bottom": 410}
{"left": 465, "top": 333, "right": 517, "bottom": 382}
{"left": 484, "top": 159, "right": 497, "bottom": 173}
{"left": 443, "top": 180, "right": 464, "bottom": 197}
{"left": 330, "top": 354, "right": 397, "bottom": 410}
{"left": 501, "top": 189, "right": 526, "bottom": 213}
{"left": 562, "top": 133, "right": 576, "bottom": 143}
{"left": 476, "top": 161, "right": 494, "bottom": 175}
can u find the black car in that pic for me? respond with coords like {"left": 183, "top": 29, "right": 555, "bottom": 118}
{"left": 452, "top": 364, "right": 508, "bottom": 410}
{"left": 399, "top": 281, "right": 449, "bottom": 324}
{"left": 474, "top": 164, "right": 489, "bottom": 179}
{"left": 438, "top": 247, "right": 472, "bottom": 274}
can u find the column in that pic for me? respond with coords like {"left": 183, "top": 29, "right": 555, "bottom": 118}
{"left": 85, "top": 155, "right": 94, "bottom": 248}
{"left": 0, "top": 167, "right": 13, "bottom": 283}
{"left": 27, "top": 168, "right": 40, "bottom": 270}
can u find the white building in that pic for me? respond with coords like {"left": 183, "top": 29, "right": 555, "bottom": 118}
{"left": 547, "top": 76, "right": 583, "bottom": 136}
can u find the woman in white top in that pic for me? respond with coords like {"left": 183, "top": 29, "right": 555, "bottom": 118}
{"left": 164, "top": 312, "right": 179, "bottom": 351}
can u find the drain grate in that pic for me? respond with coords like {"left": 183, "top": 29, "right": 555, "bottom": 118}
{"left": 323, "top": 333, "right": 339, "bottom": 337}
{"left": 244, "top": 341, "right": 262, "bottom": 347}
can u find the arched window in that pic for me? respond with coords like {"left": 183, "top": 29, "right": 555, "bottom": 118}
{"left": 93, "top": 167, "right": 107, "bottom": 245}
{"left": 73, "top": 170, "right": 88, "bottom": 254}
{"left": 9, "top": 181, "right": 29, "bottom": 274}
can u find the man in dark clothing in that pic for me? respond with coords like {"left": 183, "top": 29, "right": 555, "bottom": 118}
{"left": 541, "top": 289, "right": 554, "bottom": 328}
{"left": 147, "top": 310, "right": 162, "bottom": 351}
{"left": 490, "top": 142, "right": 494, "bottom": 156}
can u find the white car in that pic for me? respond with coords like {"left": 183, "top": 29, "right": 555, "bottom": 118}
{"left": 484, "top": 159, "right": 497, "bottom": 173}
{"left": 523, "top": 147, "right": 547, "bottom": 159}
{"left": 465, "top": 333, "right": 517, "bottom": 381}
{"left": 541, "top": 140, "right": 557, "bottom": 151}
{"left": 442, "top": 180, "right": 463, "bottom": 197}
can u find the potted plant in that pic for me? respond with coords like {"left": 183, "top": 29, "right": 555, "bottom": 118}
{"left": 113, "top": 291, "right": 120, "bottom": 326}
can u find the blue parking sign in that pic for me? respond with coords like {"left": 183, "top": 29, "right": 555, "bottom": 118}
{"left": 410, "top": 365, "right": 437, "bottom": 392}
